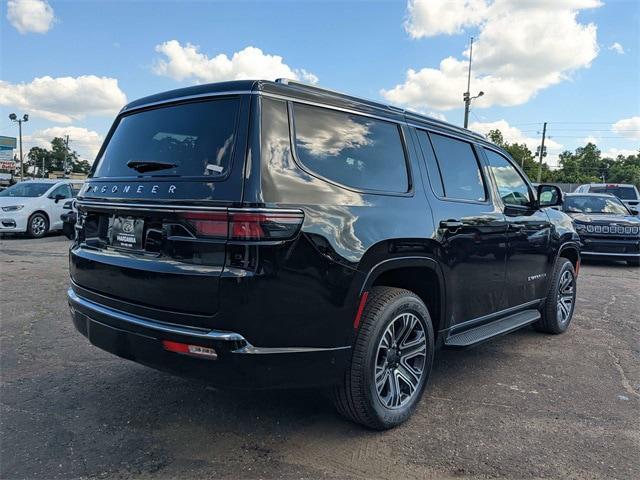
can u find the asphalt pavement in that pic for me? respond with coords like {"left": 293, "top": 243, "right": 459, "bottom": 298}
{"left": 1, "top": 234, "right": 638, "bottom": 479}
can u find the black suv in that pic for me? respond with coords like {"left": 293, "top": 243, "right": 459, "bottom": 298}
{"left": 68, "top": 80, "right": 580, "bottom": 429}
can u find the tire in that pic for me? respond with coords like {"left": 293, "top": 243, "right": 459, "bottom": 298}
{"left": 534, "top": 258, "right": 576, "bottom": 334}
{"left": 627, "top": 258, "right": 640, "bottom": 267}
{"left": 27, "top": 212, "right": 49, "bottom": 238}
{"left": 333, "top": 287, "right": 435, "bottom": 430}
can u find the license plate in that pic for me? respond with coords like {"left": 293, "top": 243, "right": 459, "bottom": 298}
{"left": 110, "top": 216, "right": 144, "bottom": 250}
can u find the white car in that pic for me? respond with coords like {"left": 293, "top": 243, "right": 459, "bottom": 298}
{"left": 574, "top": 183, "right": 640, "bottom": 213}
{"left": 0, "top": 179, "right": 84, "bottom": 238}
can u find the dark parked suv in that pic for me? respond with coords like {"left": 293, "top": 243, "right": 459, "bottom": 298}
{"left": 68, "top": 79, "right": 580, "bottom": 429}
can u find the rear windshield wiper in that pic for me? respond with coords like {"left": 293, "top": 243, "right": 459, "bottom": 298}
{"left": 126, "top": 160, "right": 177, "bottom": 173}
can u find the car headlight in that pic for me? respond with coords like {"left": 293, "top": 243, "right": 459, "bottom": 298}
{"left": 1, "top": 205, "right": 24, "bottom": 212}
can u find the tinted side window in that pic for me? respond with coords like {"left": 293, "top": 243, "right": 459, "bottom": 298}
{"left": 292, "top": 103, "right": 408, "bottom": 192}
{"left": 50, "top": 184, "right": 72, "bottom": 199}
{"left": 415, "top": 130, "right": 444, "bottom": 197}
{"left": 428, "top": 133, "right": 486, "bottom": 201}
{"left": 483, "top": 149, "right": 531, "bottom": 207}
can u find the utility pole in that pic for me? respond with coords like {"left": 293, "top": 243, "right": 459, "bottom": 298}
{"left": 64, "top": 135, "right": 70, "bottom": 178}
{"left": 463, "top": 37, "right": 484, "bottom": 129}
{"left": 537, "top": 122, "right": 547, "bottom": 183}
{"left": 8, "top": 113, "right": 28, "bottom": 181}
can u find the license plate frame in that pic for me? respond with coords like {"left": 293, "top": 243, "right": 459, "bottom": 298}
{"left": 110, "top": 216, "right": 144, "bottom": 250}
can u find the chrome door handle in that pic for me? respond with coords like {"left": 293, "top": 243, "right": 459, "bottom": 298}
{"left": 440, "top": 220, "right": 463, "bottom": 230}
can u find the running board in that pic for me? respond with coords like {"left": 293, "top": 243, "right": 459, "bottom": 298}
{"left": 444, "top": 309, "right": 541, "bottom": 348}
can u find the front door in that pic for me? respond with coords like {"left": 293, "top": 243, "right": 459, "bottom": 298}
{"left": 47, "top": 183, "right": 73, "bottom": 230}
{"left": 482, "top": 147, "right": 551, "bottom": 307}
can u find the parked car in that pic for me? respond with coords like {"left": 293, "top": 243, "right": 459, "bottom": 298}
{"left": 563, "top": 193, "right": 640, "bottom": 266}
{"left": 67, "top": 79, "right": 580, "bottom": 429}
{"left": 61, "top": 199, "right": 77, "bottom": 240}
{"left": 0, "top": 179, "right": 84, "bottom": 238}
{"left": 574, "top": 183, "right": 640, "bottom": 213}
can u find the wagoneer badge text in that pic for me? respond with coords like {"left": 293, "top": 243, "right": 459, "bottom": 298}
{"left": 83, "top": 184, "right": 177, "bottom": 195}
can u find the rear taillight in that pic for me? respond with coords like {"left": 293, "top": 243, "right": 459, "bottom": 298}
{"left": 182, "top": 212, "right": 228, "bottom": 237}
{"left": 162, "top": 340, "right": 218, "bottom": 360}
{"left": 180, "top": 209, "right": 304, "bottom": 241}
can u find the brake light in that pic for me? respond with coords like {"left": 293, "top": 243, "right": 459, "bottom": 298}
{"left": 182, "top": 212, "right": 228, "bottom": 237}
{"left": 229, "top": 211, "right": 304, "bottom": 240}
{"left": 180, "top": 209, "right": 304, "bottom": 241}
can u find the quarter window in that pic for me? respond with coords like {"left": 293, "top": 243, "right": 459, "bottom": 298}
{"left": 483, "top": 149, "right": 532, "bottom": 207}
{"left": 292, "top": 103, "right": 409, "bottom": 192}
{"left": 428, "top": 133, "right": 486, "bottom": 201}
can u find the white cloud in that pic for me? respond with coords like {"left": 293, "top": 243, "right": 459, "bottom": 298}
{"left": 26, "top": 127, "right": 104, "bottom": 162}
{"left": 153, "top": 41, "right": 318, "bottom": 84}
{"left": 612, "top": 116, "right": 640, "bottom": 140}
{"left": 7, "top": 0, "right": 55, "bottom": 34}
{"left": 601, "top": 147, "right": 638, "bottom": 159}
{"left": 608, "top": 42, "right": 625, "bottom": 55}
{"left": 470, "top": 119, "right": 564, "bottom": 166}
{"left": 582, "top": 136, "right": 599, "bottom": 145}
{"left": 383, "top": 0, "right": 601, "bottom": 112}
{"left": 0, "top": 76, "right": 127, "bottom": 123}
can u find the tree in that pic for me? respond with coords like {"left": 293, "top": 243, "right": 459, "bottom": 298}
{"left": 26, "top": 137, "right": 91, "bottom": 177}
{"left": 485, "top": 129, "right": 554, "bottom": 182}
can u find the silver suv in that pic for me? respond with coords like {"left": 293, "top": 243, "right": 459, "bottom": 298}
{"left": 574, "top": 184, "right": 640, "bottom": 214}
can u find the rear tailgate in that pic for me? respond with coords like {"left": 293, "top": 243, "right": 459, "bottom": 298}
{"left": 70, "top": 94, "right": 250, "bottom": 326}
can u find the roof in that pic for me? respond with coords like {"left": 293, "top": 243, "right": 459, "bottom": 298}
{"left": 121, "top": 79, "right": 486, "bottom": 143}
{"left": 581, "top": 183, "right": 635, "bottom": 187}
{"left": 565, "top": 192, "right": 616, "bottom": 197}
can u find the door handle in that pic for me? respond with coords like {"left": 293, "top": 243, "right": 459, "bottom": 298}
{"left": 440, "top": 220, "right": 464, "bottom": 230}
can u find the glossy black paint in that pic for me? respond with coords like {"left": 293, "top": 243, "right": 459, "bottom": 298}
{"left": 68, "top": 80, "right": 581, "bottom": 388}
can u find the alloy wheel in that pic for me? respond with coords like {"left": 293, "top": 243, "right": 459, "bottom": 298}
{"left": 31, "top": 216, "right": 46, "bottom": 237}
{"left": 556, "top": 270, "right": 575, "bottom": 326}
{"left": 374, "top": 312, "right": 427, "bottom": 409}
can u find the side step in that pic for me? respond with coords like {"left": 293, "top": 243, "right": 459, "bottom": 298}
{"left": 444, "top": 309, "right": 541, "bottom": 348}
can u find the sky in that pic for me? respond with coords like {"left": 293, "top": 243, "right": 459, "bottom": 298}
{"left": 1, "top": 0, "right": 639, "bottom": 169}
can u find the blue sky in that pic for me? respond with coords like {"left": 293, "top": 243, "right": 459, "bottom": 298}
{"left": 1, "top": 0, "right": 638, "bottom": 167}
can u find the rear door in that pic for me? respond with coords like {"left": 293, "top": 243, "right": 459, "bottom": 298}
{"left": 414, "top": 129, "right": 508, "bottom": 326}
{"left": 47, "top": 183, "right": 73, "bottom": 229}
{"left": 481, "top": 147, "right": 551, "bottom": 307}
{"left": 71, "top": 95, "right": 250, "bottom": 327}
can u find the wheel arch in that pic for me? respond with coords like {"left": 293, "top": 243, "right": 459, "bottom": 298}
{"left": 359, "top": 256, "right": 446, "bottom": 338}
{"left": 29, "top": 210, "right": 50, "bottom": 225}
{"left": 557, "top": 242, "right": 580, "bottom": 270}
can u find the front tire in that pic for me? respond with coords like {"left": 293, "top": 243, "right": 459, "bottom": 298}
{"left": 27, "top": 213, "right": 49, "bottom": 238}
{"left": 535, "top": 258, "right": 576, "bottom": 334}
{"left": 333, "top": 287, "right": 434, "bottom": 430}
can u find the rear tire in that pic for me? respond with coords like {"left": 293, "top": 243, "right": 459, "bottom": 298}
{"left": 27, "top": 213, "right": 49, "bottom": 238}
{"left": 333, "top": 287, "right": 434, "bottom": 430}
{"left": 534, "top": 258, "right": 576, "bottom": 334}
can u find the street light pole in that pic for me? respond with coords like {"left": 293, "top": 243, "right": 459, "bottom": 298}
{"left": 9, "top": 113, "right": 29, "bottom": 181}
{"left": 463, "top": 37, "right": 484, "bottom": 128}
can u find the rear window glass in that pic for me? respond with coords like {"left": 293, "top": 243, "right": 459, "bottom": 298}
{"left": 589, "top": 186, "right": 637, "bottom": 200}
{"left": 93, "top": 98, "right": 239, "bottom": 178}
{"left": 292, "top": 103, "right": 408, "bottom": 192}
{"left": 428, "top": 133, "right": 486, "bottom": 202}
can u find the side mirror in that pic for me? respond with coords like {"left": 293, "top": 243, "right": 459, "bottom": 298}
{"left": 537, "top": 184, "right": 563, "bottom": 208}
{"left": 52, "top": 194, "right": 66, "bottom": 203}
{"left": 62, "top": 200, "right": 73, "bottom": 210}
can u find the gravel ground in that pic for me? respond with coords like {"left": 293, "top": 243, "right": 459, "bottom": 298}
{"left": 1, "top": 234, "right": 639, "bottom": 480}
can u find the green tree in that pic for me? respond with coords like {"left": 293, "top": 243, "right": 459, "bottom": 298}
{"left": 26, "top": 137, "right": 91, "bottom": 176}
{"left": 485, "top": 129, "right": 554, "bottom": 182}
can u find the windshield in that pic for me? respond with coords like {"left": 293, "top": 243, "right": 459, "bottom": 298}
{"left": 564, "top": 195, "right": 630, "bottom": 215}
{"left": 589, "top": 186, "right": 637, "bottom": 200}
{"left": 0, "top": 182, "right": 51, "bottom": 198}
{"left": 93, "top": 98, "right": 240, "bottom": 178}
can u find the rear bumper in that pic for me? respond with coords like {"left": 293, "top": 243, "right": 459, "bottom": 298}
{"left": 68, "top": 287, "right": 351, "bottom": 389}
